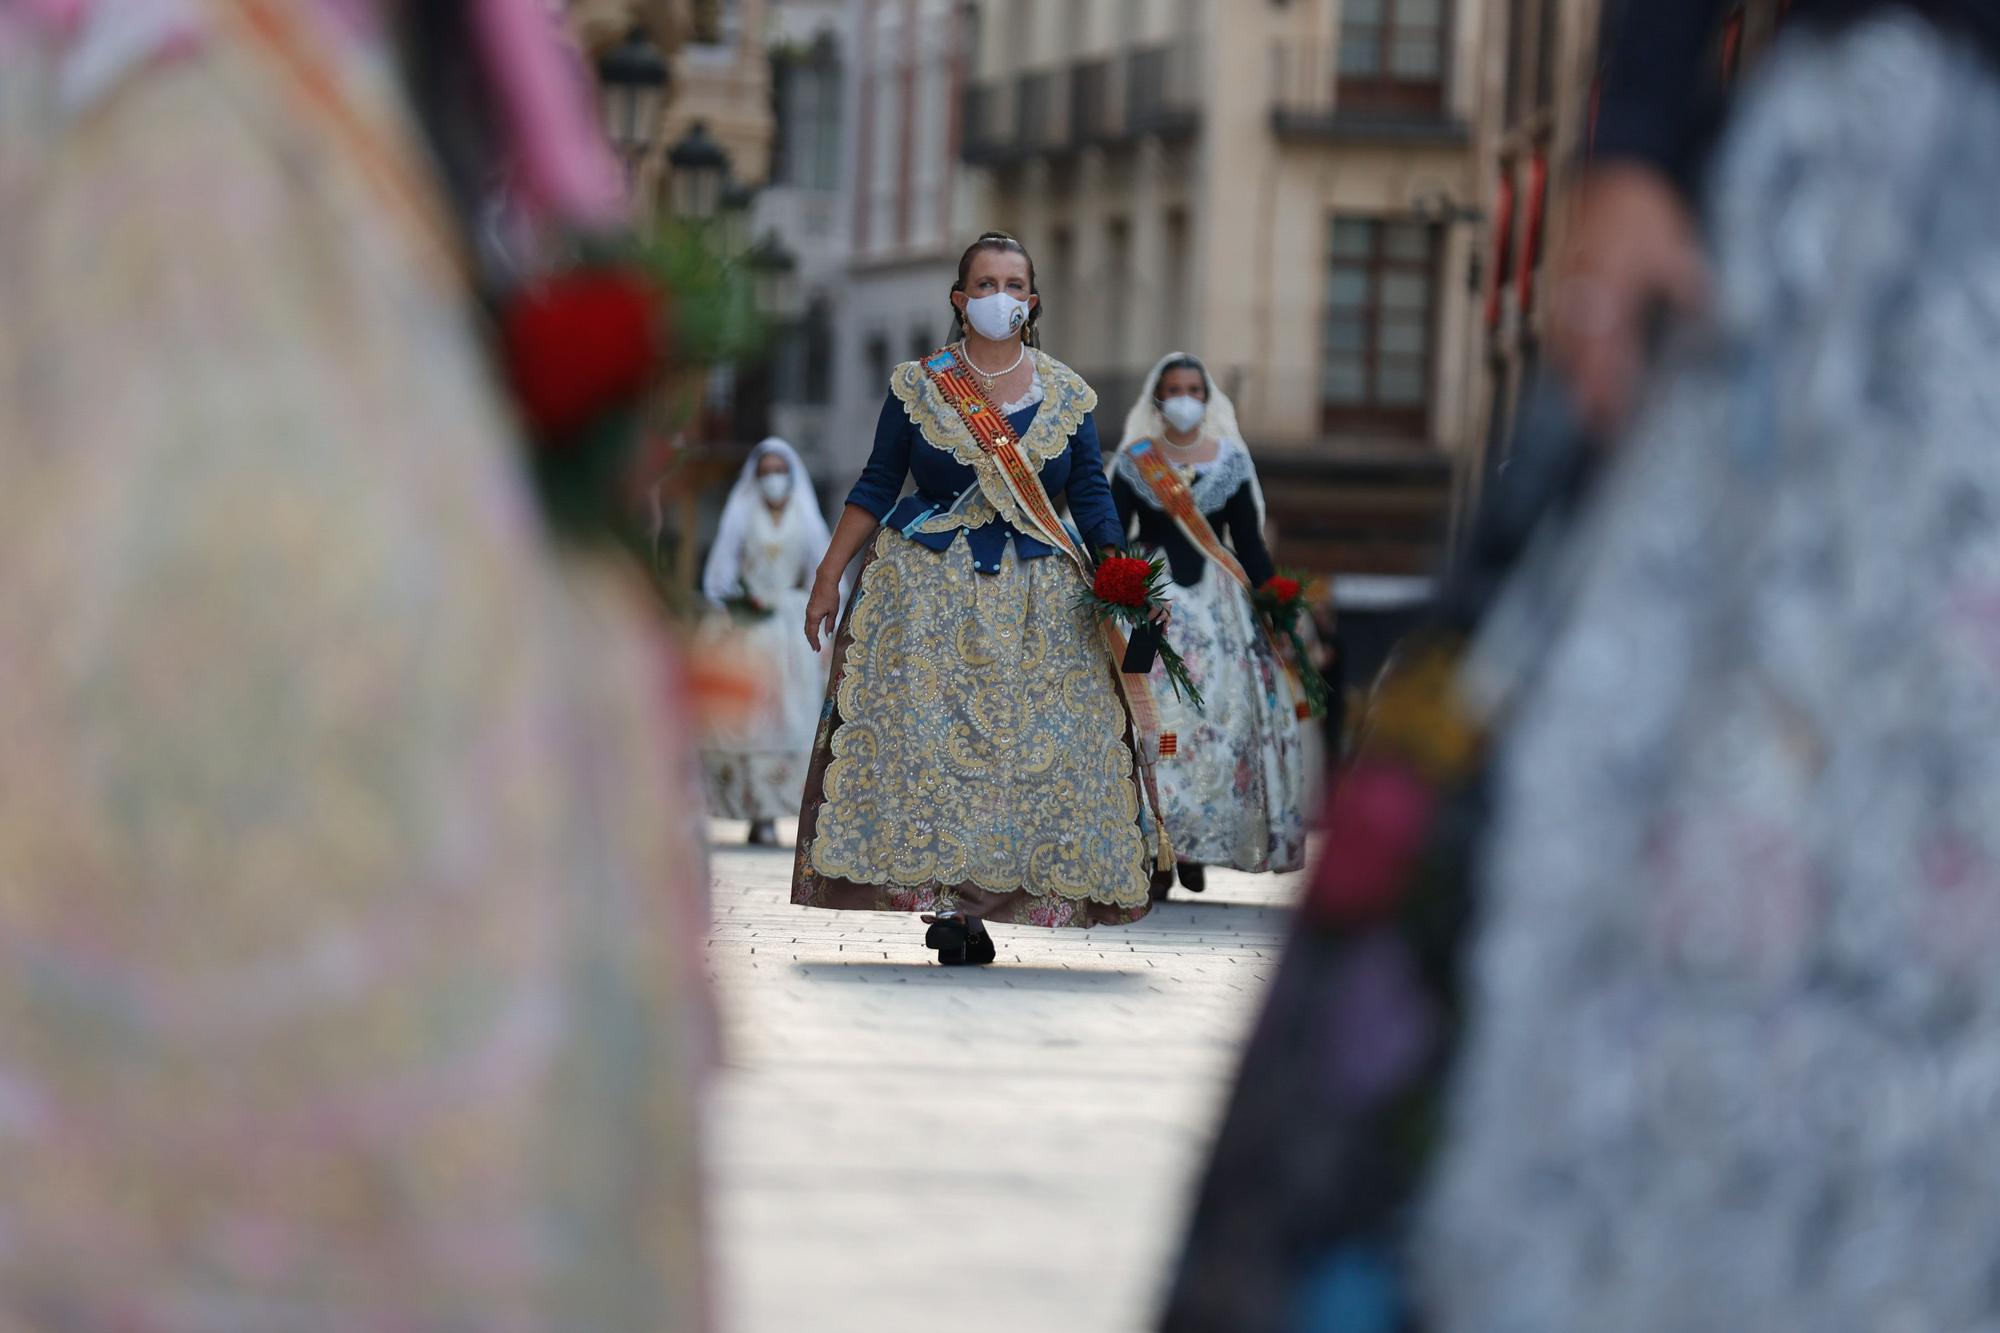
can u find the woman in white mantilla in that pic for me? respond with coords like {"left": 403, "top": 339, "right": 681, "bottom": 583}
{"left": 700, "top": 437, "right": 833, "bottom": 844}
{"left": 1111, "top": 353, "right": 1312, "bottom": 894}
{"left": 791, "top": 232, "right": 1171, "bottom": 964}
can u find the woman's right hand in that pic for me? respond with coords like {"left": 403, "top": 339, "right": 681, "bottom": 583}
{"left": 804, "top": 574, "right": 842, "bottom": 652}
{"left": 1552, "top": 163, "right": 1707, "bottom": 437}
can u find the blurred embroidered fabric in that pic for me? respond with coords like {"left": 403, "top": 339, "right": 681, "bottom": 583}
{"left": 0, "top": 8, "right": 707, "bottom": 1330}
{"left": 1420, "top": 17, "right": 2000, "bottom": 1332}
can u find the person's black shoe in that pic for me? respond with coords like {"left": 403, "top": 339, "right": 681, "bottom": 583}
{"left": 1176, "top": 862, "right": 1207, "bottom": 893}
{"left": 922, "top": 912, "right": 971, "bottom": 965}
{"left": 747, "top": 820, "right": 778, "bottom": 846}
{"left": 964, "top": 919, "right": 996, "bottom": 965}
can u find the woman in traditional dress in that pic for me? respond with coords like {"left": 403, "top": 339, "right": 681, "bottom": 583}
{"left": 700, "top": 437, "right": 833, "bottom": 845}
{"left": 1110, "top": 354, "right": 1310, "bottom": 896}
{"left": 1415, "top": 6, "right": 2000, "bottom": 1331}
{"left": 0, "top": 3, "right": 707, "bottom": 1327}
{"left": 791, "top": 232, "right": 1170, "bottom": 964}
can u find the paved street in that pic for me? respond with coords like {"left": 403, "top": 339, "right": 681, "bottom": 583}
{"left": 705, "top": 819, "right": 1301, "bottom": 1333}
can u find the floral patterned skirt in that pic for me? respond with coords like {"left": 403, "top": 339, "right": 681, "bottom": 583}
{"left": 791, "top": 530, "right": 1156, "bottom": 928}
{"left": 1149, "top": 563, "right": 1311, "bottom": 873}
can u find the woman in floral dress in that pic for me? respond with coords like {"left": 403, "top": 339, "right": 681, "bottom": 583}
{"left": 1111, "top": 353, "right": 1312, "bottom": 895}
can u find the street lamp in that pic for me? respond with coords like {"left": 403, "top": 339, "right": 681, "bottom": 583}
{"left": 743, "top": 233, "right": 801, "bottom": 319}
{"left": 596, "top": 27, "right": 669, "bottom": 175}
{"left": 666, "top": 121, "right": 731, "bottom": 222}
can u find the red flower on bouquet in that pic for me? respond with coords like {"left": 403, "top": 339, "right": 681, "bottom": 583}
{"left": 1077, "top": 548, "right": 1203, "bottom": 710}
{"left": 1094, "top": 556, "right": 1155, "bottom": 609}
{"left": 502, "top": 269, "right": 663, "bottom": 443}
{"left": 1252, "top": 568, "right": 1331, "bottom": 719}
{"left": 1261, "top": 574, "right": 1302, "bottom": 605}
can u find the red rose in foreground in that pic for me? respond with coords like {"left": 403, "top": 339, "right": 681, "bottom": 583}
{"left": 1094, "top": 556, "right": 1154, "bottom": 609}
{"left": 503, "top": 270, "right": 662, "bottom": 441}
{"left": 1261, "top": 575, "right": 1302, "bottom": 604}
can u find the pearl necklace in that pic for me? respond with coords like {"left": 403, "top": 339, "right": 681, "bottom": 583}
{"left": 960, "top": 338, "right": 1027, "bottom": 388}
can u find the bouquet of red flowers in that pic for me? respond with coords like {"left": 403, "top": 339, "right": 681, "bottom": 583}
{"left": 1253, "top": 572, "right": 1331, "bottom": 719}
{"left": 499, "top": 263, "right": 667, "bottom": 544}
{"left": 1078, "top": 549, "right": 1203, "bottom": 709}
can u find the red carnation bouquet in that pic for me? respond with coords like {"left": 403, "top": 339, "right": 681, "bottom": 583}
{"left": 498, "top": 264, "right": 667, "bottom": 543}
{"left": 1078, "top": 549, "right": 1203, "bottom": 709}
{"left": 1253, "top": 571, "right": 1331, "bottom": 718}
{"left": 502, "top": 269, "right": 661, "bottom": 441}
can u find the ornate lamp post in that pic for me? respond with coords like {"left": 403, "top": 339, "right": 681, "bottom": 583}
{"left": 666, "top": 121, "right": 731, "bottom": 222}
{"left": 595, "top": 26, "right": 669, "bottom": 180}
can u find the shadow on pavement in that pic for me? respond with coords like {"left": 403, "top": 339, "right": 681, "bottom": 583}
{"left": 792, "top": 961, "right": 1147, "bottom": 990}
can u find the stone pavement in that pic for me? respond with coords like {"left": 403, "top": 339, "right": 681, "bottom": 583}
{"left": 704, "top": 819, "right": 1302, "bottom": 1333}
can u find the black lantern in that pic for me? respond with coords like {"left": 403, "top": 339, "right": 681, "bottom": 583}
{"left": 743, "top": 234, "right": 801, "bottom": 318}
{"left": 596, "top": 27, "right": 669, "bottom": 170}
{"left": 666, "top": 120, "right": 731, "bottom": 221}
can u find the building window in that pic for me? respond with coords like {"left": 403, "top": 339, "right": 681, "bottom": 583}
{"left": 910, "top": 4, "right": 955, "bottom": 246}
{"left": 1164, "top": 209, "right": 1190, "bottom": 343}
{"left": 773, "top": 40, "right": 842, "bottom": 191}
{"left": 1103, "top": 216, "right": 1131, "bottom": 370}
{"left": 1534, "top": 0, "right": 1559, "bottom": 108}
{"left": 1047, "top": 225, "right": 1073, "bottom": 350}
{"left": 1339, "top": 0, "right": 1448, "bottom": 114}
{"left": 690, "top": 0, "right": 741, "bottom": 48}
{"left": 1321, "top": 217, "right": 1438, "bottom": 436}
{"left": 865, "top": 6, "right": 903, "bottom": 252}
{"left": 800, "top": 300, "right": 834, "bottom": 405}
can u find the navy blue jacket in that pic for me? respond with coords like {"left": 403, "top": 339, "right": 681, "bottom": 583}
{"left": 843, "top": 362, "right": 1123, "bottom": 575}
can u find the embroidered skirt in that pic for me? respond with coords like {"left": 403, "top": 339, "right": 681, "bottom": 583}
{"left": 792, "top": 529, "right": 1156, "bottom": 927}
{"left": 1149, "top": 563, "right": 1312, "bottom": 873}
{"left": 699, "top": 587, "right": 825, "bottom": 821}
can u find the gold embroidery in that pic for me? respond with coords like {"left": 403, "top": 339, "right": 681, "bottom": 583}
{"left": 807, "top": 530, "right": 1151, "bottom": 905}
{"left": 915, "top": 492, "right": 1000, "bottom": 535}
{"left": 887, "top": 352, "right": 1098, "bottom": 536}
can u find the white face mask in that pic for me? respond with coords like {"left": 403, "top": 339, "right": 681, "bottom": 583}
{"left": 962, "top": 290, "right": 1032, "bottom": 342}
{"left": 1159, "top": 393, "right": 1208, "bottom": 434}
{"left": 757, "top": 471, "right": 792, "bottom": 505}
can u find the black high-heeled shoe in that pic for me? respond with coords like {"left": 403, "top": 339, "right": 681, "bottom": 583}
{"left": 1176, "top": 862, "right": 1207, "bottom": 893}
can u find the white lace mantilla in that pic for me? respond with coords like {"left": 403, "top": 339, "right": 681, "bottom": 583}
{"left": 1115, "top": 436, "right": 1254, "bottom": 513}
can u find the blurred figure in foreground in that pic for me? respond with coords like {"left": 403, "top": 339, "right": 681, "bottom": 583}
{"left": 1167, "top": 4, "right": 2000, "bottom": 1331}
{"left": 699, "top": 437, "right": 834, "bottom": 845}
{"left": 1427, "top": 6, "right": 2000, "bottom": 1331}
{"left": 0, "top": 3, "right": 707, "bottom": 1329}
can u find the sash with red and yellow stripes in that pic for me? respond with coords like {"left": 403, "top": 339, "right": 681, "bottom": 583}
{"left": 921, "top": 347, "right": 1175, "bottom": 871}
{"left": 1126, "top": 438, "right": 1313, "bottom": 721}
